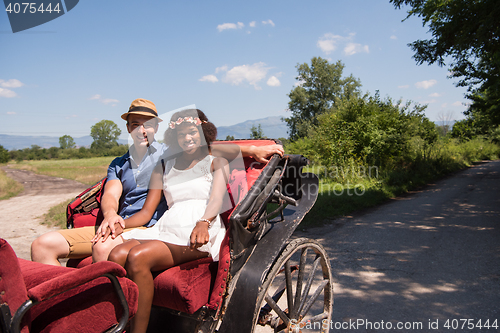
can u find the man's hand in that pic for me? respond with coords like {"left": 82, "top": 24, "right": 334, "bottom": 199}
{"left": 92, "top": 214, "right": 125, "bottom": 243}
{"left": 251, "top": 144, "right": 284, "bottom": 163}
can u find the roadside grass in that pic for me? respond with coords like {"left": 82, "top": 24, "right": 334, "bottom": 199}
{"left": 9, "top": 156, "right": 114, "bottom": 185}
{"left": 0, "top": 167, "right": 24, "bottom": 200}
{"left": 298, "top": 138, "right": 500, "bottom": 229}
{"left": 42, "top": 199, "right": 73, "bottom": 228}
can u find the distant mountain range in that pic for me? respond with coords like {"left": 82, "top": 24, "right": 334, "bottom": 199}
{"left": 0, "top": 116, "right": 289, "bottom": 150}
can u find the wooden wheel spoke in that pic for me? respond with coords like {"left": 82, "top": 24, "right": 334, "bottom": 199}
{"left": 284, "top": 261, "right": 294, "bottom": 316}
{"left": 264, "top": 294, "right": 290, "bottom": 326}
{"left": 299, "top": 279, "right": 329, "bottom": 319}
{"left": 291, "top": 247, "right": 308, "bottom": 318}
{"left": 296, "top": 254, "right": 321, "bottom": 315}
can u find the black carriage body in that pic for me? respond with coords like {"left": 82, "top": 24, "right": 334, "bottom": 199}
{"left": 147, "top": 139, "right": 329, "bottom": 333}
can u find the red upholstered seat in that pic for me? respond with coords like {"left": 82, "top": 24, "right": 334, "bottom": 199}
{"left": 0, "top": 238, "right": 138, "bottom": 333}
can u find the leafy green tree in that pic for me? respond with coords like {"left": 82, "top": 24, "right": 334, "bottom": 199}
{"left": 225, "top": 135, "right": 235, "bottom": 141}
{"left": 59, "top": 135, "right": 76, "bottom": 149}
{"left": 90, "top": 120, "right": 121, "bottom": 151}
{"left": 391, "top": 0, "right": 500, "bottom": 131}
{"left": 303, "top": 93, "right": 437, "bottom": 168}
{"left": 250, "top": 124, "right": 266, "bottom": 139}
{"left": 0, "top": 145, "right": 9, "bottom": 163}
{"left": 285, "top": 57, "right": 361, "bottom": 140}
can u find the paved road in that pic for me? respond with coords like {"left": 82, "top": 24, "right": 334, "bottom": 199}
{"left": 298, "top": 160, "right": 500, "bottom": 332}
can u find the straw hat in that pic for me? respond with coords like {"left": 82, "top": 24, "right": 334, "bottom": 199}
{"left": 121, "top": 98, "right": 163, "bottom": 122}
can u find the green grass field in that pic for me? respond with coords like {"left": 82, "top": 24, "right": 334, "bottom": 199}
{"left": 8, "top": 156, "right": 115, "bottom": 185}
{"left": 0, "top": 167, "right": 24, "bottom": 200}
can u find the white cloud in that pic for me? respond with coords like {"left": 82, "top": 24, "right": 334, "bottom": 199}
{"left": 217, "top": 22, "right": 244, "bottom": 32}
{"left": 295, "top": 80, "right": 306, "bottom": 87}
{"left": 398, "top": 85, "right": 410, "bottom": 89}
{"left": 222, "top": 62, "right": 270, "bottom": 90}
{"left": 267, "top": 76, "right": 281, "bottom": 87}
{"left": 390, "top": 35, "right": 397, "bottom": 40}
{"left": 452, "top": 101, "right": 463, "bottom": 107}
{"left": 215, "top": 65, "right": 228, "bottom": 73}
{"left": 415, "top": 79, "right": 437, "bottom": 89}
{"left": 199, "top": 75, "right": 219, "bottom": 83}
{"left": 262, "top": 19, "right": 275, "bottom": 27}
{"left": 249, "top": 21, "right": 256, "bottom": 27}
{"left": 441, "top": 103, "right": 448, "bottom": 108}
{"left": 317, "top": 33, "right": 345, "bottom": 54}
{"left": 317, "top": 32, "right": 367, "bottom": 56}
{"left": 7, "top": 111, "right": 16, "bottom": 115}
{"left": 0, "top": 88, "right": 17, "bottom": 98}
{"left": 429, "top": 92, "right": 442, "bottom": 98}
{"left": 102, "top": 98, "right": 119, "bottom": 105}
{"left": 344, "top": 42, "right": 369, "bottom": 56}
{"left": 0, "top": 79, "right": 24, "bottom": 88}
{"left": 90, "top": 94, "right": 119, "bottom": 106}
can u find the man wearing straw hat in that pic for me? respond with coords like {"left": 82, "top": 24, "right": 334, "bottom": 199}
{"left": 31, "top": 98, "right": 284, "bottom": 265}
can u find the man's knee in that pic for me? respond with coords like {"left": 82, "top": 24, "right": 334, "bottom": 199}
{"left": 93, "top": 238, "right": 121, "bottom": 263}
{"left": 31, "top": 231, "right": 69, "bottom": 263}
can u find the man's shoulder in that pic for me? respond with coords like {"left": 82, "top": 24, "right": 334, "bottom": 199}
{"left": 109, "top": 151, "right": 130, "bottom": 168}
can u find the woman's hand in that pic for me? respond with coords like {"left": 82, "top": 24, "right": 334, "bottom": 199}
{"left": 189, "top": 221, "right": 210, "bottom": 249}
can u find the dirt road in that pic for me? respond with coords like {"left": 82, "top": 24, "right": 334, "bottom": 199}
{"left": 0, "top": 166, "right": 87, "bottom": 260}
{"left": 297, "top": 160, "right": 500, "bottom": 332}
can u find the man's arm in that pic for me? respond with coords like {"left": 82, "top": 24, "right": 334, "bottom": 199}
{"left": 92, "top": 179, "right": 125, "bottom": 242}
{"left": 240, "top": 144, "right": 284, "bottom": 163}
{"left": 211, "top": 142, "right": 284, "bottom": 164}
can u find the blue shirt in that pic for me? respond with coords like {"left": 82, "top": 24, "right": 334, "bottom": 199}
{"left": 107, "top": 141, "right": 168, "bottom": 227}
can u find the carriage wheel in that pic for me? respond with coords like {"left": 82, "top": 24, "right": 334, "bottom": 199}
{"left": 253, "top": 238, "right": 333, "bottom": 333}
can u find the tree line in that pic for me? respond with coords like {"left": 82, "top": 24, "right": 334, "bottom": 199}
{"left": 0, "top": 120, "right": 126, "bottom": 162}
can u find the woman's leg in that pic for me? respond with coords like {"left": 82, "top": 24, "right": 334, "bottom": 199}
{"left": 108, "top": 239, "right": 140, "bottom": 267}
{"left": 125, "top": 240, "right": 209, "bottom": 333}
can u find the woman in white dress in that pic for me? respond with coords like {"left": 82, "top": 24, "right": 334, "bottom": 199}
{"left": 107, "top": 109, "right": 229, "bottom": 333}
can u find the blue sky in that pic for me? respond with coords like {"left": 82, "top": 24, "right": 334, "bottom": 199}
{"left": 1, "top": 0, "right": 468, "bottom": 141}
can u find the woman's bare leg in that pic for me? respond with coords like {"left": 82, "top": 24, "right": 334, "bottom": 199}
{"left": 108, "top": 239, "right": 140, "bottom": 267}
{"left": 125, "top": 240, "right": 209, "bottom": 333}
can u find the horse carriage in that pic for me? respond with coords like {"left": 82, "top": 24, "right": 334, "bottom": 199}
{"left": 0, "top": 139, "right": 333, "bottom": 333}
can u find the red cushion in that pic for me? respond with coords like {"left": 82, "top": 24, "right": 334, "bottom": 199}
{"left": 152, "top": 257, "right": 217, "bottom": 314}
{"left": 0, "top": 239, "right": 30, "bottom": 332}
{"left": 18, "top": 259, "right": 138, "bottom": 333}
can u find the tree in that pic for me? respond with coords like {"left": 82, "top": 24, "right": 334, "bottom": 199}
{"left": 250, "top": 124, "right": 266, "bottom": 139}
{"left": 225, "top": 135, "right": 235, "bottom": 141}
{"left": 285, "top": 57, "right": 361, "bottom": 140}
{"left": 436, "top": 111, "right": 454, "bottom": 136}
{"left": 0, "top": 145, "right": 9, "bottom": 163}
{"left": 90, "top": 120, "right": 121, "bottom": 151}
{"left": 391, "top": 0, "right": 500, "bottom": 130}
{"left": 59, "top": 135, "right": 76, "bottom": 149}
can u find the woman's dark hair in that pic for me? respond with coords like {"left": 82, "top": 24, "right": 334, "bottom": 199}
{"left": 163, "top": 109, "right": 217, "bottom": 151}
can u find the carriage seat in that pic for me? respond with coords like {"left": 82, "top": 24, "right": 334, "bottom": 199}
{"left": 0, "top": 238, "right": 138, "bottom": 333}
{"left": 68, "top": 140, "right": 279, "bottom": 316}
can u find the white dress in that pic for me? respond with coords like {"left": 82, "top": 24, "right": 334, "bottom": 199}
{"left": 122, "top": 154, "right": 226, "bottom": 261}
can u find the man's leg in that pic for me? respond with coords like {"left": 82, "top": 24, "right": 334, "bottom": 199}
{"left": 31, "top": 226, "right": 96, "bottom": 266}
{"left": 92, "top": 227, "right": 146, "bottom": 263}
{"left": 31, "top": 231, "right": 70, "bottom": 266}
